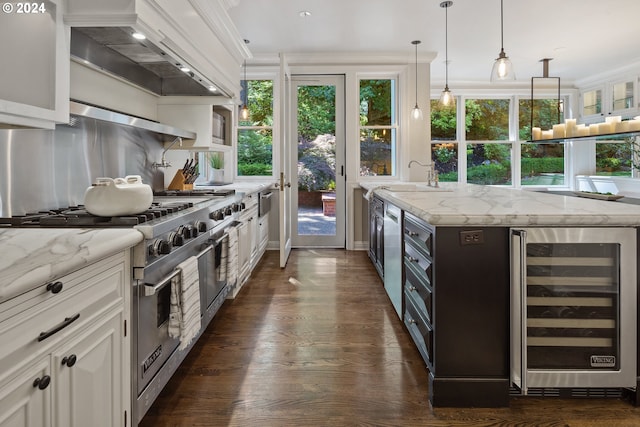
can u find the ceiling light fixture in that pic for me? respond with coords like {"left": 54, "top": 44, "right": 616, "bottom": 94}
{"left": 132, "top": 32, "right": 146, "bottom": 40}
{"left": 180, "top": 66, "right": 190, "bottom": 73}
{"left": 241, "top": 40, "right": 250, "bottom": 121}
{"left": 299, "top": 10, "right": 311, "bottom": 18}
{"left": 490, "top": 0, "right": 515, "bottom": 82}
{"left": 439, "top": 1, "right": 454, "bottom": 108}
{"left": 410, "top": 40, "right": 423, "bottom": 121}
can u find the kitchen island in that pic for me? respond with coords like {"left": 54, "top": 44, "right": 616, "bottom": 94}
{"left": 363, "top": 182, "right": 640, "bottom": 408}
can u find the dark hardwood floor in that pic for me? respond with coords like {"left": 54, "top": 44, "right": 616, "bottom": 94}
{"left": 139, "top": 249, "right": 640, "bottom": 427}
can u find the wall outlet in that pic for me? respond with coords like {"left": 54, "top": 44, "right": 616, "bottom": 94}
{"left": 459, "top": 230, "right": 484, "bottom": 245}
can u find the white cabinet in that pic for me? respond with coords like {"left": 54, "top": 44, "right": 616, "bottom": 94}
{"left": 0, "top": 252, "right": 130, "bottom": 427}
{"left": 53, "top": 311, "right": 124, "bottom": 427}
{"left": 157, "top": 98, "right": 235, "bottom": 150}
{"left": 579, "top": 77, "right": 639, "bottom": 123}
{"left": 0, "top": 0, "right": 69, "bottom": 129}
{"left": 0, "top": 358, "right": 49, "bottom": 427}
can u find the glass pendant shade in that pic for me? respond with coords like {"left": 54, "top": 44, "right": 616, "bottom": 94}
{"left": 411, "top": 103, "right": 423, "bottom": 121}
{"left": 491, "top": 49, "right": 515, "bottom": 82}
{"left": 241, "top": 104, "right": 250, "bottom": 120}
{"left": 439, "top": 85, "right": 455, "bottom": 108}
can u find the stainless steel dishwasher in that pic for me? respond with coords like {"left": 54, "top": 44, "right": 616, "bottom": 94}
{"left": 383, "top": 202, "right": 402, "bottom": 318}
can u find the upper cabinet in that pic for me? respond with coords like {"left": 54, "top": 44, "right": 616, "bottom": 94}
{"left": 64, "top": 0, "right": 249, "bottom": 100}
{"left": 579, "top": 76, "right": 639, "bottom": 124}
{"left": 157, "top": 97, "right": 235, "bottom": 150}
{"left": 0, "top": 0, "right": 69, "bottom": 129}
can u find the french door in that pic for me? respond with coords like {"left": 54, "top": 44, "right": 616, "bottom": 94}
{"left": 290, "top": 75, "right": 345, "bottom": 248}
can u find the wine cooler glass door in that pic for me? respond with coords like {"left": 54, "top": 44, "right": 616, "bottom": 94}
{"left": 511, "top": 228, "right": 637, "bottom": 393}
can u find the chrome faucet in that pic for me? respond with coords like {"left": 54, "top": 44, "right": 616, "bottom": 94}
{"left": 153, "top": 136, "right": 183, "bottom": 168}
{"left": 408, "top": 160, "right": 439, "bottom": 187}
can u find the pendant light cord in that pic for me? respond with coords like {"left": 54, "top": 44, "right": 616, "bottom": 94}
{"left": 445, "top": 4, "right": 449, "bottom": 87}
{"left": 500, "top": 0, "right": 504, "bottom": 51}
{"left": 414, "top": 42, "right": 418, "bottom": 105}
{"left": 243, "top": 59, "right": 248, "bottom": 106}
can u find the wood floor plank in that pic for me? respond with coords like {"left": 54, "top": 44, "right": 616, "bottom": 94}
{"left": 139, "top": 249, "right": 640, "bottom": 427}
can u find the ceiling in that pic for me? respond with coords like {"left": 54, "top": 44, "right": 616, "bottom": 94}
{"left": 227, "top": 0, "right": 640, "bottom": 87}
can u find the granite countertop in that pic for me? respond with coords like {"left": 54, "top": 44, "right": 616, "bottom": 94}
{"left": 0, "top": 228, "right": 143, "bottom": 303}
{"left": 361, "top": 182, "right": 640, "bottom": 227}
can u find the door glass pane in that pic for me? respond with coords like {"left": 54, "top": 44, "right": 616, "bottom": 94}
{"left": 612, "top": 81, "right": 634, "bottom": 111}
{"left": 583, "top": 89, "right": 602, "bottom": 116}
{"left": 526, "top": 243, "right": 620, "bottom": 370}
{"left": 297, "top": 85, "right": 336, "bottom": 236}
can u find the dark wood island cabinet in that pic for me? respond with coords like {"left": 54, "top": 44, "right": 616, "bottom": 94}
{"left": 402, "top": 211, "right": 511, "bottom": 407}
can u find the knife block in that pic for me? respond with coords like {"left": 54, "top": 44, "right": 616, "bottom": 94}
{"left": 167, "top": 171, "right": 193, "bottom": 191}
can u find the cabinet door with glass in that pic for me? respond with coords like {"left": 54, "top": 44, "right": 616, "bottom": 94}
{"left": 579, "top": 86, "right": 604, "bottom": 123}
{"left": 609, "top": 78, "right": 637, "bottom": 118}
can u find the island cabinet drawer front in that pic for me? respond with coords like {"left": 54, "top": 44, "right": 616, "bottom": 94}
{"left": 0, "top": 260, "right": 125, "bottom": 378}
{"left": 404, "top": 243, "right": 433, "bottom": 287}
{"left": 404, "top": 213, "right": 433, "bottom": 259}
{"left": 404, "top": 295, "right": 433, "bottom": 368}
{"left": 405, "top": 269, "right": 432, "bottom": 323}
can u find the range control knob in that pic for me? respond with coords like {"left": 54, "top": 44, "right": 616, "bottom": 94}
{"left": 177, "top": 225, "right": 191, "bottom": 239}
{"left": 194, "top": 221, "right": 207, "bottom": 233}
{"left": 150, "top": 239, "right": 171, "bottom": 256}
{"left": 224, "top": 207, "right": 233, "bottom": 216}
{"left": 170, "top": 232, "right": 184, "bottom": 247}
{"left": 232, "top": 203, "right": 240, "bottom": 212}
{"left": 210, "top": 210, "right": 224, "bottom": 221}
{"left": 240, "top": 202, "right": 246, "bottom": 210}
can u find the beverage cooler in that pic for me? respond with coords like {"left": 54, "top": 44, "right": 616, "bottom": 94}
{"left": 511, "top": 228, "right": 637, "bottom": 395}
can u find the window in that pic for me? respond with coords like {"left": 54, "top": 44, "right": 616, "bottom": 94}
{"left": 430, "top": 99, "right": 458, "bottom": 182}
{"left": 595, "top": 136, "right": 637, "bottom": 177}
{"left": 465, "top": 99, "right": 511, "bottom": 185}
{"left": 237, "top": 80, "right": 274, "bottom": 176}
{"left": 519, "top": 98, "right": 566, "bottom": 186}
{"left": 359, "top": 79, "right": 396, "bottom": 176}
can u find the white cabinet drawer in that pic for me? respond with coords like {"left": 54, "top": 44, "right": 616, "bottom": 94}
{"left": 0, "top": 255, "right": 126, "bottom": 382}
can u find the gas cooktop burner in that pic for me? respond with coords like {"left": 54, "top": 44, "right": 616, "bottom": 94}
{"left": 0, "top": 201, "right": 195, "bottom": 227}
{"left": 154, "top": 189, "right": 235, "bottom": 197}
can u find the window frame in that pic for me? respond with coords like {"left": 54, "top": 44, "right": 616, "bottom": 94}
{"left": 235, "top": 75, "right": 277, "bottom": 180}
{"left": 357, "top": 75, "right": 399, "bottom": 180}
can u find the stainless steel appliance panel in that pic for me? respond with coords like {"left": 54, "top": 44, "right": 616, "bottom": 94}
{"left": 511, "top": 227, "right": 636, "bottom": 393}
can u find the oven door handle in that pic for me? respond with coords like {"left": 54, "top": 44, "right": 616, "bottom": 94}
{"left": 144, "top": 269, "right": 181, "bottom": 297}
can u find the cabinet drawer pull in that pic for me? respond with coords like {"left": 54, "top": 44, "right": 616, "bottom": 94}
{"left": 46, "top": 281, "right": 63, "bottom": 294}
{"left": 405, "top": 230, "right": 418, "bottom": 237}
{"left": 408, "top": 318, "right": 417, "bottom": 325}
{"left": 409, "top": 286, "right": 417, "bottom": 292}
{"left": 37, "top": 313, "right": 80, "bottom": 342}
{"left": 407, "top": 256, "right": 419, "bottom": 263}
{"left": 33, "top": 375, "right": 51, "bottom": 390}
{"left": 62, "top": 354, "right": 77, "bottom": 367}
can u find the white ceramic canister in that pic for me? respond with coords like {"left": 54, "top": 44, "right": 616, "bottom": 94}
{"left": 84, "top": 175, "right": 153, "bottom": 216}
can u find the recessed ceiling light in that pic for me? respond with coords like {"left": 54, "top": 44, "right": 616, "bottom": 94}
{"left": 180, "top": 66, "right": 190, "bottom": 73}
{"left": 299, "top": 10, "right": 311, "bottom": 18}
{"left": 208, "top": 86, "right": 217, "bottom": 92}
{"left": 132, "top": 32, "right": 146, "bottom": 40}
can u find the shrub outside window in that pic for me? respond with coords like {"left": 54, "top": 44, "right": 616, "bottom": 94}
{"left": 430, "top": 99, "right": 458, "bottom": 182}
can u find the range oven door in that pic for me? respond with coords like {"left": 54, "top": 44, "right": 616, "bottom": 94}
{"left": 136, "top": 275, "right": 180, "bottom": 396}
{"left": 200, "top": 231, "right": 229, "bottom": 317}
{"left": 511, "top": 227, "right": 637, "bottom": 394}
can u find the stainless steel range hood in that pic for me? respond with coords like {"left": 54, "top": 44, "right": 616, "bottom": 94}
{"left": 71, "top": 27, "right": 228, "bottom": 97}
{"left": 69, "top": 101, "right": 196, "bottom": 141}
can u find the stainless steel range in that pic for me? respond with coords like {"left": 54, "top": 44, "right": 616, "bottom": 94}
{"left": 0, "top": 188, "right": 244, "bottom": 425}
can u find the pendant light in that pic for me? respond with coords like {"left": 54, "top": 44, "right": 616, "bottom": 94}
{"left": 240, "top": 39, "right": 250, "bottom": 120}
{"left": 410, "top": 40, "right": 423, "bottom": 121}
{"left": 240, "top": 59, "right": 250, "bottom": 120}
{"left": 490, "top": 0, "right": 515, "bottom": 82}
{"left": 439, "top": 1, "right": 455, "bottom": 108}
